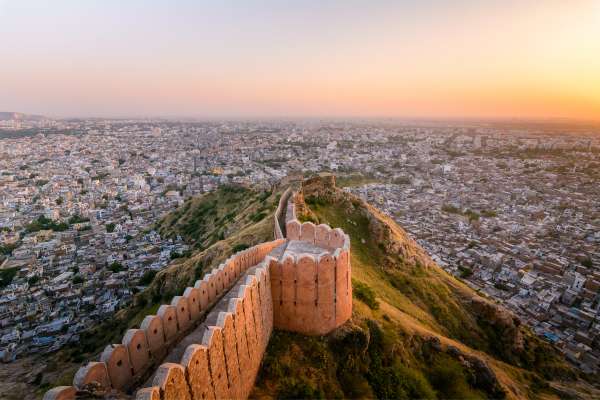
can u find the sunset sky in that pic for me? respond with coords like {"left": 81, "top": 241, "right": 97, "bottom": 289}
{"left": 1, "top": 0, "right": 599, "bottom": 120}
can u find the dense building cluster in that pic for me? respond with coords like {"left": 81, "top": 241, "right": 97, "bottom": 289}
{"left": 1, "top": 118, "right": 599, "bottom": 375}
{"left": 346, "top": 128, "right": 600, "bottom": 374}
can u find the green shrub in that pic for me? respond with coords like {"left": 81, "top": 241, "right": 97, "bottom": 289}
{"left": 442, "top": 204, "right": 461, "bottom": 214}
{"left": 68, "top": 214, "right": 89, "bottom": 224}
{"left": 365, "top": 320, "right": 435, "bottom": 400}
{"left": 0, "top": 267, "right": 18, "bottom": 288}
{"left": 28, "top": 275, "right": 40, "bottom": 285}
{"left": 305, "top": 196, "right": 326, "bottom": 207}
{"left": 481, "top": 209, "right": 498, "bottom": 218}
{"left": 464, "top": 209, "right": 480, "bottom": 222}
{"left": 108, "top": 261, "right": 123, "bottom": 273}
{"left": 353, "top": 280, "right": 379, "bottom": 310}
{"left": 277, "top": 379, "right": 324, "bottom": 400}
{"left": 582, "top": 257, "right": 593, "bottom": 268}
{"left": 0, "top": 243, "right": 18, "bottom": 256}
{"left": 25, "top": 215, "right": 69, "bottom": 233}
{"left": 251, "top": 211, "right": 267, "bottom": 222}
{"left": 459, "top": 265, "right": 473, "bottom": 278}
{"left": 259, "top": 190, "right": 271, "bottom": 202}
{"left": 139, "top": 270, "right": 157, "bottom": 286}
{"left": 232, "top": 243, "right": 249, "bottom": 253}
{"left": 428, "top": 354, "right": 483, "bottom": 399}
{"left": 298, "top": 214, "right": 319, "bottom": 224}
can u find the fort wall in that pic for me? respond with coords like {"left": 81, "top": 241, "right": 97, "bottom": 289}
{"left": 44, "top": 187, "right": 352, "bottom": 400}
{"left": 44, "top": 239, "right": 283, "bottom": 400}
{"left": 138, "top": 259, "right": 274, "bottom": 400}
{"left": 275, "top": 219, "right": 352, "bottom": 335}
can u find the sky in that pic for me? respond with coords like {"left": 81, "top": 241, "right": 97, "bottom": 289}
{"left": 1, "top": 0, "right": 599, "bottom": 120}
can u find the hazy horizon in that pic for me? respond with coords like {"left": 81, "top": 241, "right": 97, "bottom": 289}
{"left": 1, "top": 0, "right": 599, "bottom": 120}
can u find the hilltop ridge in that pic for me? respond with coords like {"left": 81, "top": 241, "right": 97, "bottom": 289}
{"left": 252, "top": 174, "right": 599, "bottom": 400}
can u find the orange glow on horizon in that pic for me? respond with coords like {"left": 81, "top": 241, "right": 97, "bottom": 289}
{"left": 1, "top": 1, "right": 599, "bottom": 120}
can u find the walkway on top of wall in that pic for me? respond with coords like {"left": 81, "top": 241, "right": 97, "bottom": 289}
{"left": 285, "top": 196, "right": 295, "bottom": 224}
{"left": 138, "top": 261, "right": 271, "bottom": 391}
{"left": 43, "top": 185, "right": 354, "bottom": 400}
{"left": 271, "top": 239, "right": 334, "bottom": 261}
{"left": 134, "top": 192, "right": 299, "bottom": 394}
{"left": 137, "top": 234, "right": 337, "bottom": 391}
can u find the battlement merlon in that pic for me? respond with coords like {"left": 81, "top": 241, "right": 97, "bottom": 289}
{"left": 44, "top": 187, "right": 352, "bottom": 400}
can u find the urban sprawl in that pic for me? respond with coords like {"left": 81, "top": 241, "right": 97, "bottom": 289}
{"left": 1, "top": 117, "right": 599, "bottom": 375}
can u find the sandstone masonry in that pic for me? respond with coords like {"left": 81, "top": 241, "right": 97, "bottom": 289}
{"left": 44, "top": 187, "right": 352, "bottom": 400}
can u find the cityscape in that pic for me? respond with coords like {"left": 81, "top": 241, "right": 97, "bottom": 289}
{"left": 1, "top": 117, "right": 599, "bottom": 378}
{"left": 2, "top": 1, "right": 600, "bottom": 399}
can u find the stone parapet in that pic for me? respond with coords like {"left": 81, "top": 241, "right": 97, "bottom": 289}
{"left": 44, "top": 239, "right": 284, "bottom": 400}
{"left": 274, "top": 219, "right": 351, "bottom": 335}
{"left": 137, "top": 258, "right": 274, "bottom": 400}
{"left": 43, "top": 185, "right": 352, "bottom": 400}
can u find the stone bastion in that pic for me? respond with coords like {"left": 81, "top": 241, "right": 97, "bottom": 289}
{"left": 44, "top": 187, "right": 352, "bottom": 400}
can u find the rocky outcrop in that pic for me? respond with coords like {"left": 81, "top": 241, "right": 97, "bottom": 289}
{"left": 470, "top": 297, "right": 525, "bottom": 355}
{"left": 424, "top": 337, "right": 506, "bottom": 399}
{"left": 300, "top": 174, "right": 435, "bottom": 269}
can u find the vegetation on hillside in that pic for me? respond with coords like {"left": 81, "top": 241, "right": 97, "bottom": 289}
{"left": 157, "top": 185, "right": 274, "bottom": 251}
{"left": 251, "top": 177, "right": 595, "bottom": 400}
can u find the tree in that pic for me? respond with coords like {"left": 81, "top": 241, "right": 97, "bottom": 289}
{"left": 106, "top": 223, "right": 116, "bottom": 233}
{"left": 28, "top": 276, "right": 40, "bottom": 286}
{"left": 68, "top": 214, "right": 89, "bottom": 224}
{"left": 458, "top": 266, "right": 473, "bottom": 278}
{"left": 25, "top": 215, "right": 68, "bottom": 233}
{"left": 108, "top": 261, "right": 123, "bottom": 273}
{"left": 0, "top": 267, "right": 18, "bottom": 288}
{"left": 139, "top": 270, "right": 157, "bottom": 286}
{"left": 0, "top": 243, "right": 18, "bottom": 256}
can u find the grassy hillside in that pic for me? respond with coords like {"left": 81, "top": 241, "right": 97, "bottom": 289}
{"left": 148, "top": 185, "right": 278, "bottom": 296}
{"left": 157, "top": 185, "right": 274, "bottom": 250}
{"left": 251, "top": 176, "right": 599, "bottom": 400}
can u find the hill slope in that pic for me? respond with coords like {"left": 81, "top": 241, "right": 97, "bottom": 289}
{"left": 251, "top": 176, "right": 599, "bottom": 400}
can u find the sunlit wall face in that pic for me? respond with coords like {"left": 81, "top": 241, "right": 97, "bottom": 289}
{"left": 0, "top": 0, "right": 599, "bottom": 119}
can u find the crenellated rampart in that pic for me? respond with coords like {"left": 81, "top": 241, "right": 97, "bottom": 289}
{"left": 271, "top": 219, "right": 352, "bottom": 335}
{"left": 135, "top": 258, "right": 275, "bottom": 400}
{"left": 44, "top": 188, "right": 352, "bottom": 400}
